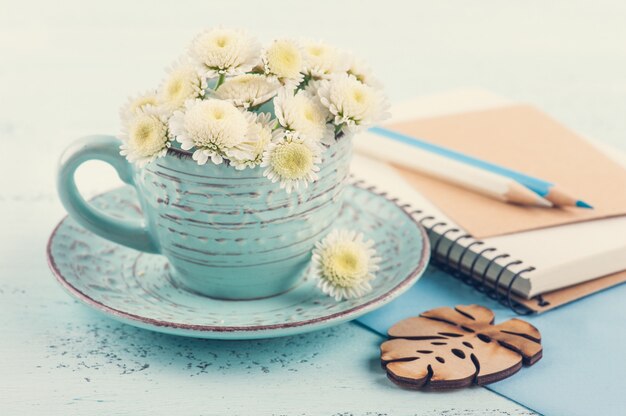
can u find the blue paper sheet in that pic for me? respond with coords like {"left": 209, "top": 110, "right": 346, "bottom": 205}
{"left": 358, "top": 266, "right": 626, "bottom": 416}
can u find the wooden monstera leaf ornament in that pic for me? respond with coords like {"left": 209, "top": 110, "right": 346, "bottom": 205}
{"left": 380, "top": 304, "right": 542, "bottom": 390}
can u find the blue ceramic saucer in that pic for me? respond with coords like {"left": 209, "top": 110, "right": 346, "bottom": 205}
{"left": 47, "top": 184, "right": 430, "bottom": 340}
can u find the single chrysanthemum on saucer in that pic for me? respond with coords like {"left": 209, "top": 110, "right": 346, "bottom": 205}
{"left": 312, "top": 229, "right": 380, "bottom": 301}
{"left": 318, "top": 73, "right": 390, "bottom": 133}
{"left": 274, "top": 89, "right": 332, "bottom": 143}
{"left": 301, "top": 40, "right": 347, "bottom": 79}
{"left": 120, "top": 90, "right": 159, "bottom": 123}
{"left": 214, "top": 74, "right": 280, "bottom": 109}
{"left": 188, "top": 27, "right": 260, "bottom": 78}
{"left": 169, "top": 99, "right": 251, "bottom": 165}
{"left": 261, "top": 132, "right": 322, "bottom": 193}
{"left": 120, "top": 107, "right": 171, "bottom": 167}
{"left": 262, "top": 39, "right": 305, "bottom": 87}
{"left": 159, "top": 59, "right": 207, "bottom": 112}
{"left": 228, "top": 112, "right": 278, "bottom": 170}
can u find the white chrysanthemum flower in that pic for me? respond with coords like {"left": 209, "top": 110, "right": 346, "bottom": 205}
{"left": 345, "top": 54, "right": 382, "bottom": 88}
{"left": 229, "top": 113, "right": 278, "bottom": 170}
{"left": 214, "top": 74, "right": 280, "bottom": 109}
{"left": 261, "top": 132, "right": 322, "bottom": 193}
{"left": 302, "top": 40, "right": 347, "bottom": 78}
{"left": 312, "top": 229, "right": 380, "bottom": 301}
{"left": 159, "top": 59, "right": 207, "bottom": 112}
{"left": 318, "top": 74, "right": 390, "bottom": 133}
{"left": 302, "top": 78, "right": 323, "bottom": 96}
{"left": 120, "top": 107, "right": 171, "bottom": 167}
{"left": 302, "top": 79, "right": 335, "bottom": 144}
{"left": 262, "top": 39, "right": 305, "bottom": 87}
{"left": 119, "top": 90, "right": 159, "bottom": 123}
{"left": 189, "top": 28, "right": 260, "bottom": 78}
{"left": 273, "top": 89, "right": 332, "bottom": 143}
{"left": 169, "top": 99, "right": 250, "bottom": 165}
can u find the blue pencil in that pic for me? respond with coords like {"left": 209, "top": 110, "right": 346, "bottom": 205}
{"left": 368, "top": 126, "right": 592, "bottom": 209}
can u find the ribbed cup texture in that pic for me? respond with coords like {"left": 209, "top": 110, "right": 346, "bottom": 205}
{"left": 133, "top": 137, "right": 353, "bottom": 299}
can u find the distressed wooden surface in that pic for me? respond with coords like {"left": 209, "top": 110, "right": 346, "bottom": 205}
{"left": 1, "top": 198, "right": 537, "bottom": 415}
{"left": 2, "top": 0, "right": 625, "bottom": 414}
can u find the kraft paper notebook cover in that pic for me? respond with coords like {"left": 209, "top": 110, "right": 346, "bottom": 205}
{"left": 351, "top": 89, "right": 626, "bottom": 312}
{"left": 383, "top": 104, "right": 626, "bottom": 239}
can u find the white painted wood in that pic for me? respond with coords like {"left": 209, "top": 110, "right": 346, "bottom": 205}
{"left": 1, "top": 237, "right": 535, "bottom": 414}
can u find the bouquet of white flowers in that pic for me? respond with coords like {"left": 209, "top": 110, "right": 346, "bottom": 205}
{"left": 119, "top": 27, "right": 389, "bottom": 193}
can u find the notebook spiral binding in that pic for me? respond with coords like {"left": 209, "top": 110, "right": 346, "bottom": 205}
{"left": 352, "top": 177, "right": 549, "bottom": 315}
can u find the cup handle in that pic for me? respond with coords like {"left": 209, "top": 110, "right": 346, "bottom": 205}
{"left": 57, "top": 135, "right": 159, "bottom": 253}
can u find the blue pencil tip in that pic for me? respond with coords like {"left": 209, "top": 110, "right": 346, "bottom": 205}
{"left": 576, "top": 200, "right": 593, "bottom": 209}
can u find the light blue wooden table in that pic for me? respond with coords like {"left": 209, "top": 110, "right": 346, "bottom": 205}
{"left": 1, "top": 0, "right": 624, "bottom": 414}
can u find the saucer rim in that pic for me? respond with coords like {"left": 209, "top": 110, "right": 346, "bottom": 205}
{"left": 46, "top": 183, "right": 430, "bottom": 335}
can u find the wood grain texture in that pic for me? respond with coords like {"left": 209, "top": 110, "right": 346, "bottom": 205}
{"left": 0, "top": 206, "right": 534, "bottom": 414}
{"left": 381, "top": 305, "right": 542, "bottom": 390}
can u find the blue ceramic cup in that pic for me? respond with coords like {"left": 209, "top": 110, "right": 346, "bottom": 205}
{"left": 58, "top": 135, "right": 352, "bottom": 299}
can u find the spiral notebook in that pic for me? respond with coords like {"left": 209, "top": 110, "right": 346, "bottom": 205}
{"left": 351, "top": 89, "right": 626, "bottom": 313}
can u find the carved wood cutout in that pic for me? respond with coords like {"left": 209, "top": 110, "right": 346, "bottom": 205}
{"left": 380, "top": 304, "right": 542, "bottom": 390}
